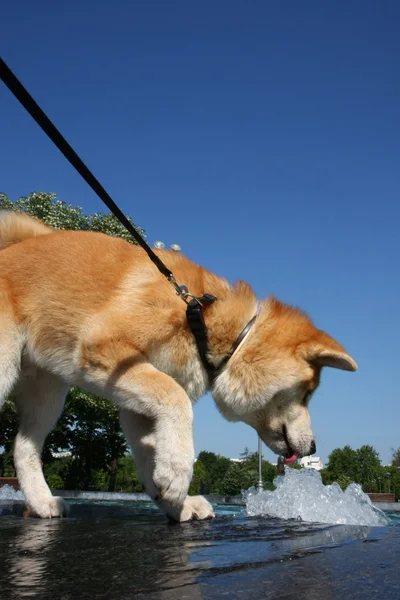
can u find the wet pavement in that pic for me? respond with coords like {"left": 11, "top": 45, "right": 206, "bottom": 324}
{"left": 0, "top": 502, "right": 399, "bottom": 599}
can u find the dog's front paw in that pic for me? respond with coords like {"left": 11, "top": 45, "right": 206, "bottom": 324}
{"left": 178, "top": 496, "right": 215, "bottom": 522}
{"left": 153, "top": 450, "right": 194, "bottom": 508}
{"left": 158, "top": 495, "right": 215, "bottom": 522}
{"left": 27, "top": 495, "right": 69, "bottom": 519}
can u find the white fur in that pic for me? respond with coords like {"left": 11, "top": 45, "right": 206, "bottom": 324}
{"left": 148, "top": 345, "right": 208, "bottom": 402}
{"left": 119, "top": 408, "right": 213, "bottom": 521}
{"left": 13, "top": 367, "right": 69, "bottom": 517}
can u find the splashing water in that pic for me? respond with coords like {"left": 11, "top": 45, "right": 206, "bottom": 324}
{"left": 243, "top": 468, "right": 388, "bottom": 526}
{"left": 0, "top": 485, "right": 24, "bottom": 501}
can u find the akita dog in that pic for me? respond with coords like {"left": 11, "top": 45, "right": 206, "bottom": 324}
{"left": 0, "top": 211, "right": 357, "bottom": 521}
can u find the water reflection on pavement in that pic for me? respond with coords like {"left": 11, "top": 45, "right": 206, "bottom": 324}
{"left": 0, "top": 503, "right": 399, "bottom": 599}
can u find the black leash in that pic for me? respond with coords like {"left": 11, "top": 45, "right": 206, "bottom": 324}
{"left": 0, "top": 57, "right": 184, "bottom": 296}
{"left": 0, "top": 57, "right": 256, "bottom": 381}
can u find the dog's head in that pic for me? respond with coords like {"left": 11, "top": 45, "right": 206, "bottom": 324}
{"left": 212, "top": 298, "right": 357, "bottom": 462}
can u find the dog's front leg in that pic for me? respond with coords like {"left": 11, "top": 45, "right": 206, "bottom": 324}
{"left": 109, "top": 363, "right": 193, "bottom": 513}
{"left": 119, "top": 407, "right": 214, "bottom": 522}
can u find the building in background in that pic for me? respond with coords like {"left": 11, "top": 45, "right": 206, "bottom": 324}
{"left": 300, "top": 456, "right": 324, "bottom": 471}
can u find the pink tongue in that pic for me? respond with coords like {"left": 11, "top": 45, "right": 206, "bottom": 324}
{"left": 283, "top": 453, "right": 298, "bottom": 465}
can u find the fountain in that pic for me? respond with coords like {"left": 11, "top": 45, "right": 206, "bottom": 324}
{"left": 244, "top": 467, "right": 388, "bottom": 526}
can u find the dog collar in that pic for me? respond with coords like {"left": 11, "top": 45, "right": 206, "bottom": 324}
{"left": 186, "top": 295, "right": 258, "bottom": 382}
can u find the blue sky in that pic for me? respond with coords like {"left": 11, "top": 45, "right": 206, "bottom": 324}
{"left": 1, "top": 1, "right": 399, "bottom": 465}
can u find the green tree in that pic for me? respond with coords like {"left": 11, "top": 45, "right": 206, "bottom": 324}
{"left": 324, "top": 444, "right": 382, "bottom": 492}
{"left": 189, "top": 459, "right": 208, "bottom": 495}
{"left": 88, "top": 455, "right": 143, "bottom": 493}
{"left": 194, "top": 449, "right": 279, "bottom": 495}
{"left": 0, "top": 399, "right": 18, "bottom": 455}
{"left": 0, "top": 450, "right": 16, "bottom": 477}
{"left": 115, "top": 455, "right": 143, "bottom": 492}
{"left": 0, "top": 192, "right": 144, "bottom": 490}
{"left": 91, "top": 469, "right": 110, "bottom": 492}
{"left": 46, "top": 474, "right": 64, "bottom": 490}
{"left": 54, "top": 389, "right": 128, "bottom": 491}
{"left": 240, "top": 451, "right": 278, "bottom": 491}
{"left": 355, "top": 445, "right": 382, "bottom": 490}
{"left": 220, "top": 463, "right": 244, "bottom": 496}
{"left": 196, "top": 451, "right": 232, "bottom": 493}
{"left": 325, "top": 445, "right": 358, "bottom": 484}
{"left": 385, "top": 466, "right": 400, "bottom": 501}
{"left": 43, "top": 455, "right": 72, "bottom": 489}
{"left": 391, "top": 447, "right": 400, "bottom": 468}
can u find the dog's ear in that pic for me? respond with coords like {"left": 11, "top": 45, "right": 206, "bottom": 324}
{"left": 303, "top": 331, "right": 358, "bottom": 372}
{"left": 311, "top": 348, "right": 357, "bottom": 371}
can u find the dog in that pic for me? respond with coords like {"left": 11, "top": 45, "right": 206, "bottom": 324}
{"left": 0, "top": 211, "right": 357, "bottom": 521}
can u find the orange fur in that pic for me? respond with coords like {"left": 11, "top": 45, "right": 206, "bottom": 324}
{"left": 0, "top": 212, "right": 357, "bottom": 521}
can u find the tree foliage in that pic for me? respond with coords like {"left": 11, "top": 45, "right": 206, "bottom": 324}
{"left": 48, "top": 388, "right": 128, "bottom": 490}
{"left": 189, "top": 459, "right": 208, "bottom": 495}
{"left": 392, "top": 447, "right": 400, "bottom": 468}
{"left": 196, "top": 451, "right": 232, "bottom": 493}
{"left": 220, "top": 462, "right": 244, "bottom": 495}
{"left": 195, "top": 450, "right": 278, "bottom": 495}
{"left": 0, "top": 192, "right": 144, "bottom": 241}
{"left": 321, "top": 444, "right": 400, "bottom": 499}
{"left": 324, "top": 444, "right": 381, "bottom": 489}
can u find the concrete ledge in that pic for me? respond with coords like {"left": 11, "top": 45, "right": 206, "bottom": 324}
{"left": 55, "top": 490, "right": 152, "bottom": 502}
{"left": 373, "top": 502, "right": 400, "bottom": 512}
{"left": 55, "top": 490, "right": 247, "bottom": 505}
{"left": 204, "top": 494, "right": 245, "bottom": 506}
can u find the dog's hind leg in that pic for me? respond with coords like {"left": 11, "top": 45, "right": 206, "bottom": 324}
{"left": 119, "top": 410, "right": 215, "bottom": 522}
{"left": 0, "top": 281, "right": 23, "bottom": 410}
{"left": 14, "top": 368, "right": 70, "bottom": 518}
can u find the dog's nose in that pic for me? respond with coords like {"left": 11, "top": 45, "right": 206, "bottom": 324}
{"left": 310, "top": 440, "right": 316, "bottom": 455}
